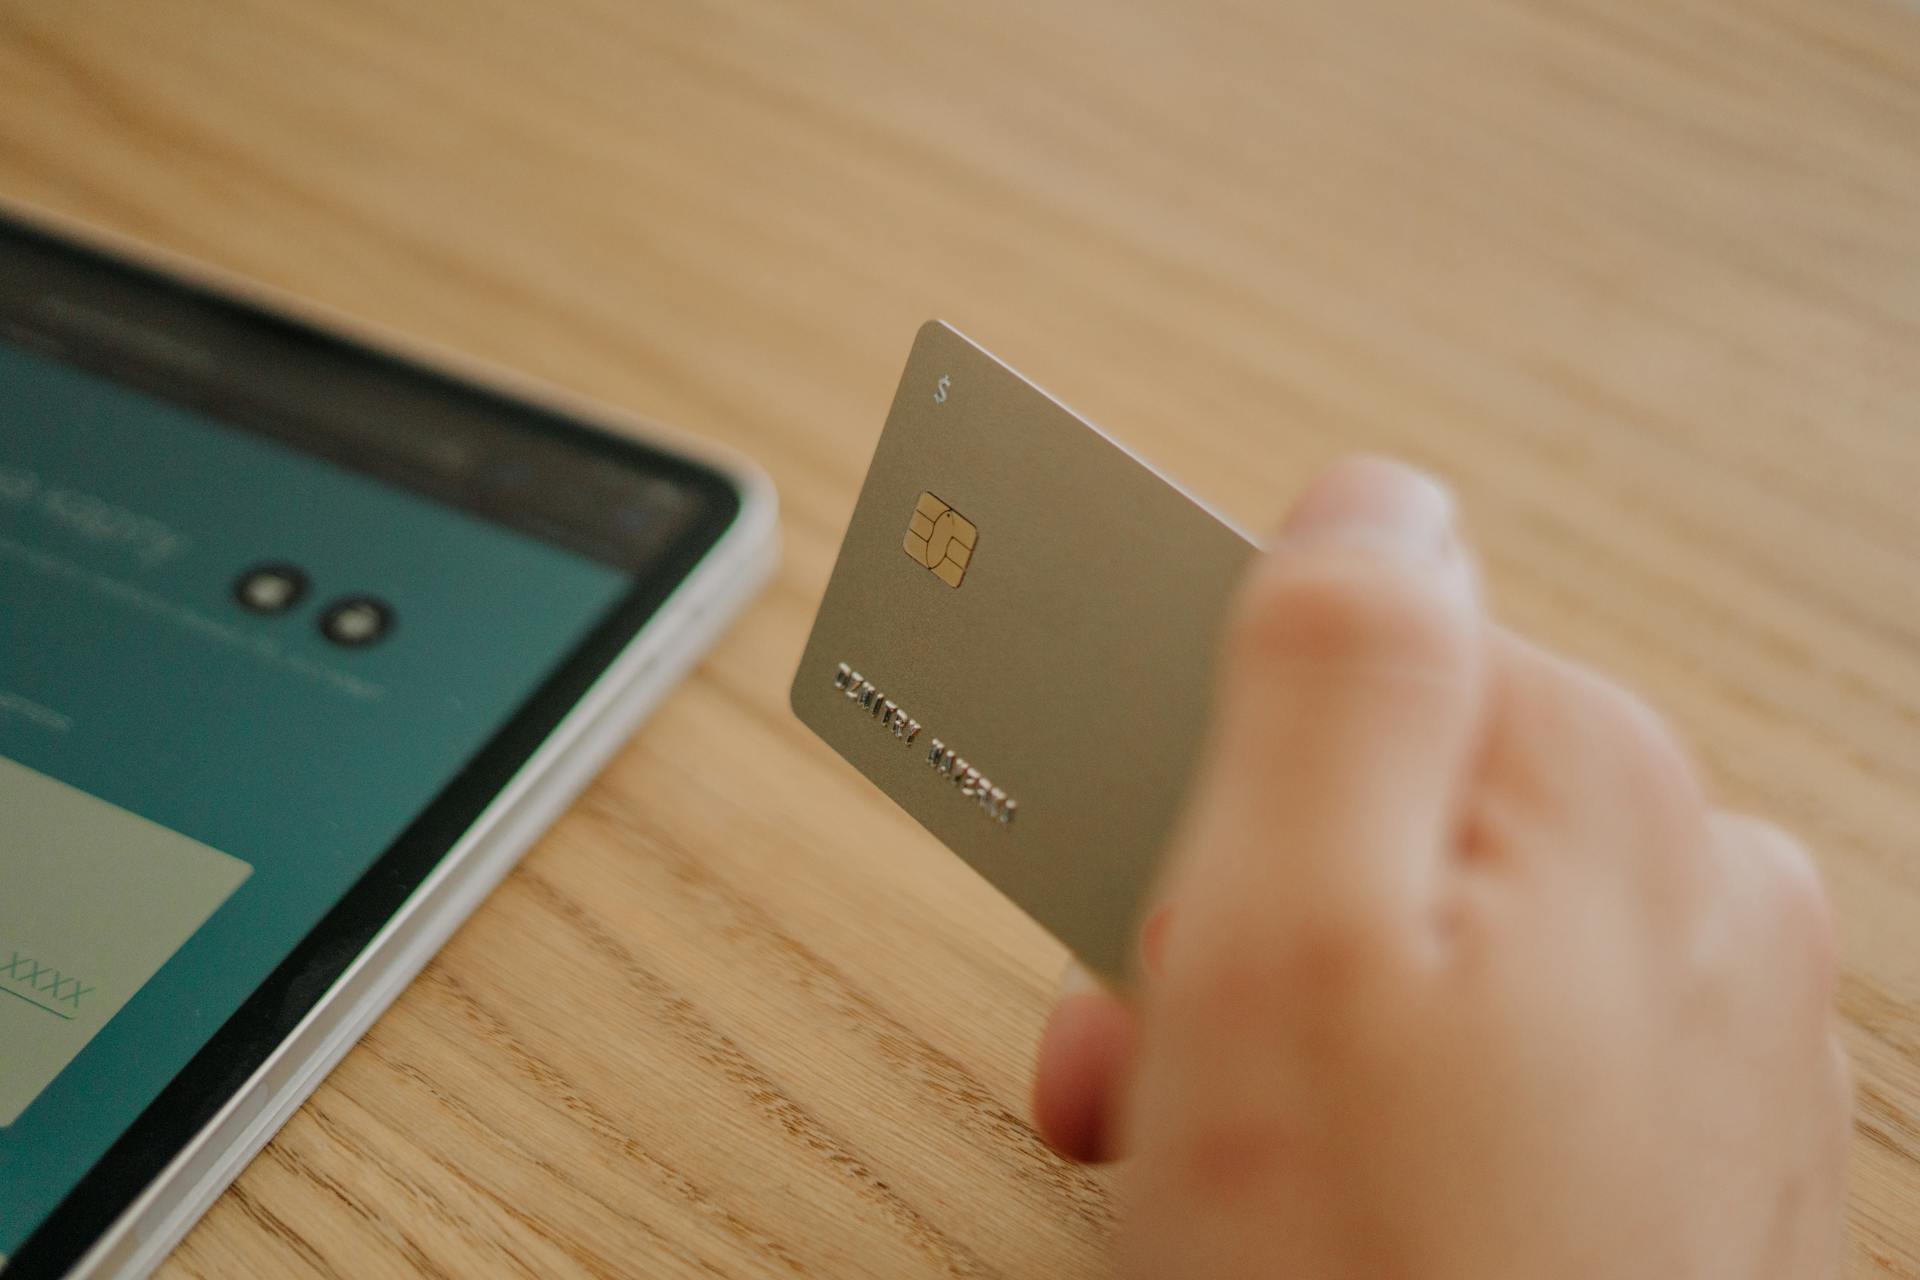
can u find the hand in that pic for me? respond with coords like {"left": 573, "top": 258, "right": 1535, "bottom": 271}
{"left": 1031, "top": 458, "right": 1851, "bottom": 1279}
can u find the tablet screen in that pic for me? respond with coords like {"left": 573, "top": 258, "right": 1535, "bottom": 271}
{"left": 0, "top": 336, "right": 648, "bottom": 1260}
{"left": 0, "top": 211, "right": 751, "bottom": 1275}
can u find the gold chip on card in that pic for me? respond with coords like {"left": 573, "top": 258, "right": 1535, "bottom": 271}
{"left": 903, "top": 491, "right": 977, "bottom": 587}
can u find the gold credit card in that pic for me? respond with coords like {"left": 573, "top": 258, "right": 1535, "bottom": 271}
{"left": 791, "top": 322, "right": 1255, "bottom": 981}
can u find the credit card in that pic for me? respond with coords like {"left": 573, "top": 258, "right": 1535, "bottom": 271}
{"left": 791, "top": 322, "right": 1256, "bottom": 982}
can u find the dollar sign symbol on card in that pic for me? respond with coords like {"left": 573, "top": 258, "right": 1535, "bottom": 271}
{"left": 934, "top": 374, "right": 950, "bottom": 404}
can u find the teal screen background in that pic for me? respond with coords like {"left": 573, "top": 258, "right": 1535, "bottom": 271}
{"left": 0, "top": 340, "right": 632, "bottom": 1256}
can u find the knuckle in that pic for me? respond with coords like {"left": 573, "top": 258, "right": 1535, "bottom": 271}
{"left": 1229, "top": 553, "right": 1473, "bottom": 679}
{"left": 1828, "top": 1034, "right": 1856, "bottom": 1122}
{"left": 1606, "top": 686, "right": 1695, "bottom": 795}
{"left": 1568, "top": 668, "right": 1709, "bottom": 838}
{"left": 1742, "top": 816, "right": 1838, "bottom": 977}
{"left": 1713, "top": 812, "right": 1838, "bottom": 1000}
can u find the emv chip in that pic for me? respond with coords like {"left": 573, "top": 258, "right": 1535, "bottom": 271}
{"left": 903, "top": 491, "right": 977, "bottom": 587}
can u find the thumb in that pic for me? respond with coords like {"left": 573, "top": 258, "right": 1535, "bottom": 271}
{"left": 1118, "top": 459, "right": 1493, "bottom": 1278}
{"left": 1162, "top": 456, "right": 1488, "bottom": 981}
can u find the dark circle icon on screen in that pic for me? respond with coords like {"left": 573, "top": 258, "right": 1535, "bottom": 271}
{"left": 318, "top": 597, "right": 394, "bottom": 648}
{"left": 233, "top": 563, "right": 310, "bottom": 615}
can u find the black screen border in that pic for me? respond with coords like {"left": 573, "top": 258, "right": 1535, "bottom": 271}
{"left": 1, "top": 213, "right": 743, "bottom": 1278}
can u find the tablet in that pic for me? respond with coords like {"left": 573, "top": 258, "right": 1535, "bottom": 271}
{"left": 0, "top": 208, "right": 778, "bottom": 1279}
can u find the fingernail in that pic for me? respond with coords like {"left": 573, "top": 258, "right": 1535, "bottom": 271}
{"left": 1057, "top": 959, "right": 1102, "bottom": 1001}
{"left": 1281, "top": 457, "right": 1457, "bottom": 568}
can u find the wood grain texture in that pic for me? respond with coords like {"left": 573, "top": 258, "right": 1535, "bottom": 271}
{"left": 1, "top": 0, "right": 1916, "bottom": 1273}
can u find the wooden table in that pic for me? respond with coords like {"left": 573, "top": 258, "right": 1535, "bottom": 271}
{"left": 3, "top": 0, "right": 1917, "bottom": 1274}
